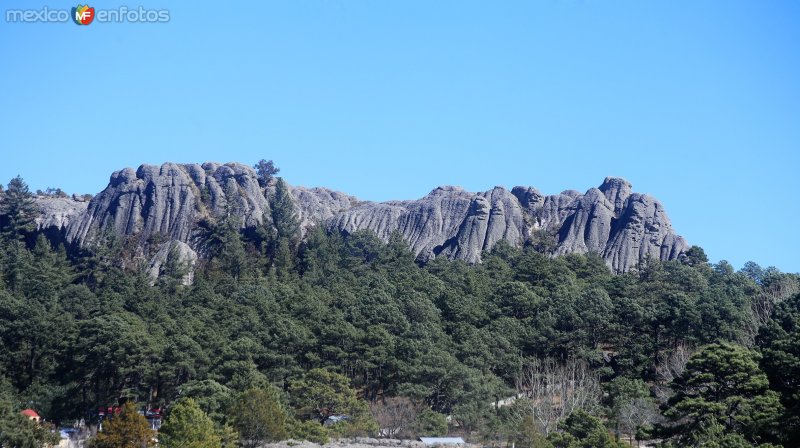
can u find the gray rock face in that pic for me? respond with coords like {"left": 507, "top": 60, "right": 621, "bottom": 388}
{"left": 33, "top": 196, "right": 88, "bottom": 233}
{"left": 290, "top": 186, "right": 361, "bottom": 233}
{"left": 329, "top": 176, "right": 687, "bottom": 272}
{"left": 329, "top": 186, "right": 529, "bottom": 264}
{"left": 66, "top": 162, "right": 270, "bottom": 248}
{"left": 27, "top": 163, "right": 687, "bottom": 273}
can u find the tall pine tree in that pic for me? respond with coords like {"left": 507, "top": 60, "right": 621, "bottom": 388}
{"left": 0, "top": 176, "right": 37, "bottom": 242}
{"left": 159, "top": 398, "right": 221, "bottom": 448}
{"left": 263, "top": 178, "right": 300, "bottom": 278}
{"left": 270, "top": 178, "right": 300, "bottom": 246}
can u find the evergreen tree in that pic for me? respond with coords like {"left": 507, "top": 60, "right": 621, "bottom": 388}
{"left": 179, "top": 379, "right": 235, "bottom": 425}
{"left": 412, "top": 409, "right": 448, "bottom": 437}
{"left": 273, "top": 238, "right": 294, "bottom": 279}
{"left": 261, "top": 177, "right": 300, "bottom": 276}
{"left": 758, "top": 292, "right": 800, "bottom": 445}
{"left": 159, "top": 398, "right": 220, "bottom": 448}
{"left": 255, "top": 208, "right": 277, "bottom": 267}
{"left": 659, "top": 343, "right": 784, "bottom": 445}
{"left": 253, "top": 160, "right": 280, "bottom": 187}
{"left": 547, "top": 410, "right": 624, "bottom": 448}
{"left": 0, "top": 379, "right": 59, "bottom": 448}
{"left": 682, "top": 245, "right": 710, "bottom": 267}
{"left": 270, "top": 178, "right": 300, "bottom": 245}
{"left": 209, "top": 211, "right": 250, "bottom": 282}
{"left": 289, "top": 368, "right": 377, "bottom": 436}
{"left": 218, "top": 424, "right": 239, "bottom": 448}
{"left": 286, "top": 419, "right": 329, "bottom": 444}
{"left": 0, "top": 176, "right": 38, "bottom": 242}
{"left": 157, "top": 242, "right": 191, "bottom": 290}
{"left": 229, "top": 387, "right": 288, "bottom": 448}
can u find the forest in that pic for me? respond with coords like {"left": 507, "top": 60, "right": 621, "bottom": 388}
{"left": 0, "top": 174, "right": 798, "bottom": 448}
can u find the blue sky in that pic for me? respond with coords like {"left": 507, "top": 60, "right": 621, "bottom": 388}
{"left": 1, "top": 1, "right": 798, "bottom": 272}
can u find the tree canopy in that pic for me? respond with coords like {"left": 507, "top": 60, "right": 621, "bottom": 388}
{"left": 0, "top": 174, "right": 798, "bottom": 446}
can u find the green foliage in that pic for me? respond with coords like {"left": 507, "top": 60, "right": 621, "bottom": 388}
{"left": 683, "top": 245, "right": 710, "bottom": 267}
{"left": 289, "top": 368, "right": 377, "bottom": 436}
{"left": 0, "top": 192, "right": 796, "bottom": 446}
{"left": 660, "top": 343, "right": 784, "bottom": 446}
{"left": 287, "top": 418, "right": 329, "bottom": 444}
{"left": 209, "top": 212, "right": 252, "bottom": 281}
{"left": 270, "top": 178, "right": 300, "bottom": 245}
{"left": 412, "top": 409, "right": 448, "bottom": 436}
{"left": 159, "top": 398, "right": 221, "bottom": 448}
{"left": 0, "top": 383, "right": 59, "bottom": 448}
{"left": 604, "top": 377, "right": 656, "bottom": 441}
{"left": 180, "top": 380, "right": 234, "bottom": 424}
{"left": 0, "top": 176, "right": 38, "bottom": 241}
{"left": 229, "top": 387, "right": 288, "bottom": 447}
{"left": 217, "top": 424, "right": 239, "bottom": 448}
{"left": 547, "top": 410, "right": 624, "bottom": 448}
{"left": 758, "top": 291, "right": 800, "bottom": 445}
{"left": 253, "top": 160, "right": 280, "bottom": 187}
{"left": 513, "top": 415, "right": 553, "bottom": 448}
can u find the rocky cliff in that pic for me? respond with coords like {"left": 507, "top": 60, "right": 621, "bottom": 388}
{"left": 29, "top": 162, "right": 688, "bottom": 272}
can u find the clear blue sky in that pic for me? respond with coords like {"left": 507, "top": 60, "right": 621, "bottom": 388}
{"left": 1, "top": 1, "right": 798, "bottom": 273}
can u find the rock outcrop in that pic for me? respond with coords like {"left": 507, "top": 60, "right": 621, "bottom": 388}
{"left": 65, "top": 162, "right": 270, "bottom": 248}
{"left": 23, "top": 163, "right": 687, "bottom": 273}
{"left": 329, "top": 176, "right": 687, "bottom": 271}
{"left": 327, "top": 186, "right": 530, "bottom": 264}
{"left": 34, "top": 196, "right": 88, "bottom": 233}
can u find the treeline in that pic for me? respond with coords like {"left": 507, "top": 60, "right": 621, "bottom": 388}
{"left": 0, "top": 174, "right": 798, "bottom": 447}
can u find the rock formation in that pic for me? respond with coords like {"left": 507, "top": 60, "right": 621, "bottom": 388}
{"left": 34, "top": 196, "right": 88, "bottom": 234}
{"left": 22, "top": 163, "right": 688, "bottom": 273}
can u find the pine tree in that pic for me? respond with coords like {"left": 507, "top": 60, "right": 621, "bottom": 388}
{"left": 270, "top": 178, "right": 300, "bottom": 246}
{"left": 273, "top": 238, "right": 294, "bottom": 279}
{"left": 230, "top": 387, "right": 288, "bottom": 448}
{"left": 159, "top": 398, "right": 220, "bottom": 448}
{"left": 659, "top": 342, "right": 784, "bottom": 445}
{"left": 0, "top": 381, "right": 59, "bottom": 448}
{"left": 253, "top": 160, "right": 280, "bottom": 188}
{"left": 289, "top": 368, "right": 378, "bottom": 436}
{"left": 254, "top": 208, "right": 276, "bottom": 273}
{"left": 209, "top": 185, "right": 252, "bottom": 281}
{"left": 215, "top": 216, "right": 249, "bottom": 281}
{"left": 259, "top": 177, "right": 301, "bottom": 276}
{"left": 0, "top": 176, "right": 38, "bottom": 242}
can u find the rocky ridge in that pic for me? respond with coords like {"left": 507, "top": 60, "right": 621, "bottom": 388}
{"left": 26, "top": 162, "right": 688, "bottom": 273}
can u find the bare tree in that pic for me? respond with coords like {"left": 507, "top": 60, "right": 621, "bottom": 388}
{"left": 370, "top": 396, "right": 420, "bottom": 438}
{"left": 740, "top": 275, "right": 799, "bottom": 346}
{"left": 617, "top": 398, "right": 659, "bottom": 446}
{"left": 654, "top": 341, "right": 693, "bottom": 402}
{"left": 512, "top": 358, "right": 600, "bottom": 437}
{"left": 655, "top": 341, "right": 692, "bottom": 385}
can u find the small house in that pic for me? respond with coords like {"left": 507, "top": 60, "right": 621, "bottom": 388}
{"left": 21, "top": 409, "right": 41, "bottom": 423}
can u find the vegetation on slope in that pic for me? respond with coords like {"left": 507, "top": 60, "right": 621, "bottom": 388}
{"left": 0, "top": 174, "right": 798, "bottom": 447}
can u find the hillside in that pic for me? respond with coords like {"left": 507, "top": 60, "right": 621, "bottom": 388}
{"left": 0, "top": 170, "right": 797, "bottom": 447}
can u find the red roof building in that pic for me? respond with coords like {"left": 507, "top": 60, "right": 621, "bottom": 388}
{"left": 21, "top": 409, "right": 41, "bottom": 422}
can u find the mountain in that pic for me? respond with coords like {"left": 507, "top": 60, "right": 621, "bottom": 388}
{"left": 29, "top": 162, "right": 688, "bottom": 273}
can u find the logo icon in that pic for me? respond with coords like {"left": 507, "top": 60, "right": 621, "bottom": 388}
{"left": 71, "top": 5, "right": 94, "bottom": 25}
